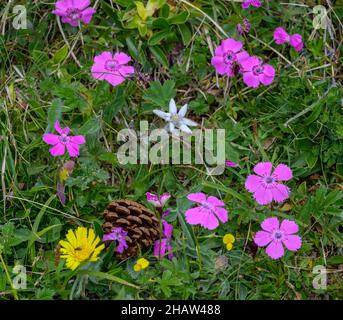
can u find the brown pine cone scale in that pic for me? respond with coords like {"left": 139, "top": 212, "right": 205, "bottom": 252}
{"left": 102, "top": 199, "right": 161, "bottom": 259}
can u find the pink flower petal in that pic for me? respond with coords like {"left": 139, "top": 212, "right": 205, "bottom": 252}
{"left": 240, "top": 56, "right": 260, "bottom": 72}
{"left": 118, "top": 66, "right": 135, "bottom": 77}
{"left": 187, "top": 193, "right": 206, "bottom": 203}
{"left": 261, "top": 217, "right": 279, "bottom": 232}
{"left": 70, "top": 135, "right": 86, "bottom": 145}
{"left": 43, "top": 134, "right": 60, "bottom": 145}
{"left": 66, "top": 142, "right": 80, "bottom": 157}
{"left": 225, "top": 160, "right": 239, "bottom": 167}
{"left": 280, "top": 219, "right": 299, "bottom": 235}
{"left": 236, "top": 51, "right": 250, "bottom": 63}
{"left": 154, "top": 239, "right": 167, "bottom": 258}
{"left": 282, "top": 235, "right": 302, "bottom": 251}
{"left": 259, "top": 75, "right": 274, "bottom": 86}
{"left": 160, "top": 193, "right": 171, "bottom": 206}
{"left": 263, "top": 64, "right": 275, "bottom": 77}
{"left": 114, "top": 52, "right": 132, "bottom": 65}
{"left": 271, "top": 183, "right": 290, "bottom": 203}
{"left": 76, "top": 0, "right": 91, "bottom": 10}
{"left": 105, "top": 74, "right": 126, "bottom": 87}
{"left": 272, "top": 164, "right": 292, "bottom": 181}
{"left": 245, "top": 174, "right": 262, "bottom": 192}
{"left": 290, "top": 34, "right": 303, "bottom": 52}
{"left": 253, "top": 162, "right": 272, "bottom": 177}
{"left": 242, "top": 0, "right": 250, "bottom": 9}
{"left": 61, "top": 16, "right": 79, "bottom": 27}
{"left": 52, "top": 9, "right": 66, "bottom": 16}
{"left": 273, "top": 27, "right": 290, "bottom": 44}
{"left": 221, "top": 38, "right": 243, "bottom": 53}
{"left": 251, "top": 0, "right": 262, "bottom": 7}
{"left": 253, "top": 186, "right": 273, "bottom": 205}
{"left": 185, "top": 207, "right": 219, "bottom": 230}
{"left": 55, "top": 0, "right": 68, "bottom": 11}
{"left": 163, "top": 221, "right": 173, "bottom": 239}
{"left": 212, "top": 207, "right": 228, "bottom": 224}
{"left": 266, "top": 240, "right": 284, "bottom": 259}
{"left": 93, "top": 51, "right": 113, "bottom": 65}
{"left": 207, "top": 196, "right": 224, "bottom": 207}
{"left": 211, "top": 56, "right": 227, "bottom": 75}
{"left": 254, "top": 231, "right": 273, "bottom": 247}
{"left": 214, "top": 44, "right": 225, "bottom": 57}
{"left": 49, "top": 143, "right": 65, "bottom": 156}
{"left": 55, "top": 121, "right": 70, "bottom": 135}
{"left": 81, "top": 7, "right": 96, "bottom": 24}
{"left": 259, "top": 67, "right": 275, "bottom": 86}
{"left": 243, "top": 72, "right": 260, "bottom": 88}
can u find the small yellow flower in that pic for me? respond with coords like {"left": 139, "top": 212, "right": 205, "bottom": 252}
{"left": 223, "top": 233, "right": 235, "bottom": 251}
{"left": 59, "top": 227, "right": 105, "bottom": 271}
{"left": 134, "top": 258, "right": 149, "bottom": 272}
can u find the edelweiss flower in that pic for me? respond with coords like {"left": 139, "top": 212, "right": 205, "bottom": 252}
{"left": 153, "top": 99, "right": 198, "bottom": 134}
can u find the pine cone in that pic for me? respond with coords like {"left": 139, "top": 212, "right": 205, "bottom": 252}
{"left": 102, "top": 199, "right": 160, "bottom": 259}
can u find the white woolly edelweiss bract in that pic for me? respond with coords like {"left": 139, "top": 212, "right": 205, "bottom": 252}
{"left": 153, "top": 98, "right": 198, "bottom": 134}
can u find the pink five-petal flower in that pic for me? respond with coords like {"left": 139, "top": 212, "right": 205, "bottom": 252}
{"left": 245, "top": 162, "right": 292, "bottom": 205}
{"left": 290, "top": 34, "right": 303, "bottom": 52}
{"left": 240, "top": 56, "right": 275, "bottom": 88}
{"left": 211, "top": 38, "right": 250, "bottom": 77}
{"left": 273, "top": 27, "right": 290, "bottom": 44}
{"left": 242, "top": 0, "right": 262, "bottom": 9}
{"left": 52, "top": 0, "right": 96, "bottom": 27}
{"left": 185, "top": 193, "right": 228, "bottom": 230}
{"left": 91, "top": 51, "right": 135, "bottom": 87}
{"left": 254, "top": 217, "right": 302, "bottom": 260}
{"left": 146, "top": 192, "right": 171, "bottom": 208}
{"left": 43, "top": 121, "right": 86, "bottom": 157}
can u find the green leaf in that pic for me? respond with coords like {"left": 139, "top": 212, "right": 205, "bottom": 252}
{"left": 149, "top": 46, "right": 169, "bottom": 67}
{"left": 178, "top": 24, "right": 192, "bottom": 45}
{"left": 168, "top": 11, "right": 189, "bottom": 25}
{"left": 46, "top": 99, "right": 63, "bottom": 132}
{"left": 53, "top": 45, "right": 68, "bottom": 64}
{"left": 148, "top": 30, "right": 171, "bottom": 46}
{"left": 77, "top": 270, "right": 139, "bottom": 289}
{"left": 78, "top": 117, "right": 101, "bottom": 135}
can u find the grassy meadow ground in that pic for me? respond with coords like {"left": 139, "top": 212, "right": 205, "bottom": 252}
{"left": 0, "top": 0, "right": 342, "bottom": 300}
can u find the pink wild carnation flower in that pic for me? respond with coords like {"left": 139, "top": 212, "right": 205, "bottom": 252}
{"left": 52, "top": 0, "right": 96, "bottom": 27}
{"left": 102, "top": 227, "right": 128, "bottom": 254}
{"left": 245, "top": 162, "right": 292, "bottom": 205}
{"left": 91, "top": 52, "right": 135, "bottom": 87}
{"left": 211, "top": 38, "right": 249, "bottom": 77}
{"left": 254, "top": 217, "right": 302, "bottom": 259}
{"left": 240, "top": 56, "right": 275, "bottom": 88}
{"left": 273, "top": 27, "right": 303, "bottom": 52}
{"left": 43, "top": 121, "right": 86, "bottom": 157}
{"left": 242, "top": 0, "right": 262, "bottom": 9}
{"left": 146, "top": 192, "right": 171, "bottom": 208}
{"left": 185, "top": 193, "right": 228, "bottom": 230}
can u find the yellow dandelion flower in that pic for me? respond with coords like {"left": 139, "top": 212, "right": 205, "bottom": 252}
{"left": 223, "top": 233, "right": 235, "bottom": 251}
{"left": 59, "top": 227, "right": 105, "bottom": 271}
{"left": 134, "top": 258, "right": 149, "bottom": 272}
